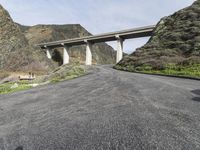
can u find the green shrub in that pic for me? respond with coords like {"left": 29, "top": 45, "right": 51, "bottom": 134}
{"left": 0, "top": 82, "right": 32, "bottom": 94}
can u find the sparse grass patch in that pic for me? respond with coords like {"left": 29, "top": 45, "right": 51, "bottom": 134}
{"left": 115, "top": 64, "right": 200, "bottom": 78}
{"left": 0, "top": 82, "right": 32, "bottom": 94}
{"left": 49, "top": 65, "right": 86, "bottom": 83}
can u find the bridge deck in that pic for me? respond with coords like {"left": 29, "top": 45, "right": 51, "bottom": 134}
{"left": 37, "top": 25, "right": 156, "bottom": 49}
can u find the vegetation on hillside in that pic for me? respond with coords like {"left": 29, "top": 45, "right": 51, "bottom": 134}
{"left": 38, "top": 64, "right": 86, "bottom": 83}
{"left": 115, "top": 1, "right": 200, "bottom": 78}
{"left": 115, "top": 63, "right": 200, "bottom": 78}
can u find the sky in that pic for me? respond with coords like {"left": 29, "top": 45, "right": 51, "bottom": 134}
{"left": 0, "top": 0, "right": 195, "bottom": 54}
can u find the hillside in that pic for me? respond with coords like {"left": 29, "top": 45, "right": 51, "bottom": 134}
{"left": 0, "top": 5, "right": 54, "bottom": 72}
{"left": 0, "top": 4, "right": 116, "bottom": 74}
{"left": 115, "top": 1, "right": 200, "bottom": 78}
{"left": 19, "top": 24, "right": 116, "bottom": 65}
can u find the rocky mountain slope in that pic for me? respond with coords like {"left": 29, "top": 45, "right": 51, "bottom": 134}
{"left": 19, "top": 24, "right": 116, "bottom": 65}
{"left": 0, "top": 4, "right": 116, "bottom": 73}
{"left": 115, "top": 0, "right": 200, "bottom": 77}
{"left": 0, "top": 5, "right": 54, "bottom": 72}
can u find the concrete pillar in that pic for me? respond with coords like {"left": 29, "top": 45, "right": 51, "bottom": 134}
{"left": 116, "top": 36, "right": 123, "bottom": 63}
{"left": 85, "top": 41, "right": 92, "bottom": 65}
{"left": 46, "top": 48, "right": 52, "bottom": 59}
{"left": 63, "top": 46, "right": 70, "bottom": 65}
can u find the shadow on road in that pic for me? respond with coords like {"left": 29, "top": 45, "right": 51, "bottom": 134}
{"left": 191, "top": 89, "right": 200, "bottom": 102}
{"left": 15, "top": 146, "right": 23, "bottom": 150}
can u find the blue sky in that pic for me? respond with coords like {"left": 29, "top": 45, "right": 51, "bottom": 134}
{"left": 0, "top": 0, "right": 195, "bottom": 53}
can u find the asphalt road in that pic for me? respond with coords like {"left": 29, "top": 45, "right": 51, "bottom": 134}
{"left": 0, "top": 65, "right": 200, "bottom": 150}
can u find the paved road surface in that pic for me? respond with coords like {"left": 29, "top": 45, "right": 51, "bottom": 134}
{"left": 0, "top": 65, "right": 200, "bottom": 150}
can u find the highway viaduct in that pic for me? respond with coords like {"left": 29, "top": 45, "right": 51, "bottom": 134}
{"left": 37, "top": 25, "right": 156, "bottom": 65}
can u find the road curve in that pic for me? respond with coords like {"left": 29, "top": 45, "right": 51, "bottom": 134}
{"left": 0, "top": 65, "right": 200, "bottom": 150}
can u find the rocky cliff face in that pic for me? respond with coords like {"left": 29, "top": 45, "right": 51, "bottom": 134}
{"left": 116, "top": 0, "right": 200, "bottom": 71}
{"left": 0, "top": 5, "right": 54, "bottom": 72}
{"left": 19, "top": 24, "right": 116, "bottom": 65}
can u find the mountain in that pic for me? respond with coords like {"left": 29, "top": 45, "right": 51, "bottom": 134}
{"left": 19, "top": 24, "right": 116, "bottom": 65}
{"left": 0, "top": 5, "right": 54, "bottom": 72}
{"left": 0, "top": 4, "right": 116, "bottom": 73}
{"left": 115, "top": 1, "right": 200, "bottom": 77}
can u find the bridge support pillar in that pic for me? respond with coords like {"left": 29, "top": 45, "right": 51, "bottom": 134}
{"left": 85, "top": 42, "right": 92, "bottom": 65}
{"left": 116, "top": 36, "right": 123, "bottom": 63}
{"left": 63, "top": 46, "right": 70, "bottom": 65}
{"left": 46, "top": 48, "right": 52, "bottom": 59}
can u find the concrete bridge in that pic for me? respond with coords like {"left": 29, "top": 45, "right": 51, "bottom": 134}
{"left": 37, "top": 25, "right": 156, "bottom": 65}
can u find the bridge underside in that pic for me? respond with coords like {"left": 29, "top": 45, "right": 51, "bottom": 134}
{"left": 37, "top": 25, "right": 155, "bottom": 65}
